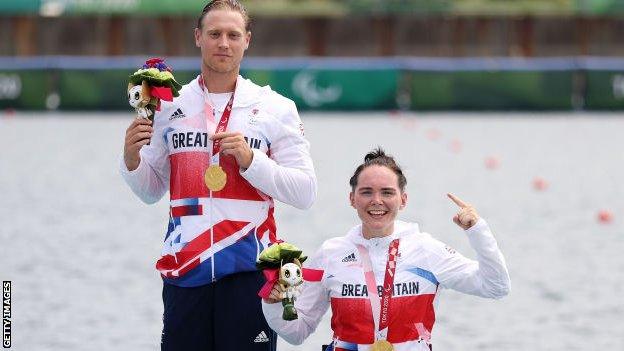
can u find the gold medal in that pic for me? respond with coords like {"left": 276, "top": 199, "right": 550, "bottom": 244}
{"left": 204, "top": 164, "right": 227, "bottom": 192}
{"left": 371, "top": 340, "right": 393, "bottom": 351}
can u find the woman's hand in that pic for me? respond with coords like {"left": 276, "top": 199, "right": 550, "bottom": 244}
{"left": 447, "top": 193, "right": 480, "bottom": 230}
{"left": 263, "top": 283, "right": 285, "bottom": 304}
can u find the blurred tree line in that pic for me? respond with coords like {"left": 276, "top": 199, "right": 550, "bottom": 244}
{"left": 1, "top": 0, "right": 624, "bottom": 56}
{"left": 2, "top": 0, "right": 624, "bottom": 16}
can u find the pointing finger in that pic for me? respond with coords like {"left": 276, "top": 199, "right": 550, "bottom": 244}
{"left": 447, "top": 193, "right": 469, "bottom": 208}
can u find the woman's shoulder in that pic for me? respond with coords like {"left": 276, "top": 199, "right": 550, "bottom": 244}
{"left": 412, "top": 235, "right": 457, "bottom": 263}
{"left": 397, "top": 224, "right": 450, "bottom": 256}
{"left": 319, "top": 235, "right": 353, "bottom": 252}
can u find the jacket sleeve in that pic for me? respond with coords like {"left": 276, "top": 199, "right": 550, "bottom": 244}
{"left": 119, "top": 113, "right": 170, "bottom": 204}
{"left": 241, "top": 99, "right": 317, "bottom": 210}
{"left": 261, "top": 250, "right": 330, "bottom": 345}
{"left": 428, "top": 219, "right": 511, "bottom": 299}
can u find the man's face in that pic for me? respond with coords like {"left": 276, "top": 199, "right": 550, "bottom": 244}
{"left": 194, "top": 9, "right": 250, "bottom": 74}
{"left": 350, "top": 165, "right": 407, "bottom": 239}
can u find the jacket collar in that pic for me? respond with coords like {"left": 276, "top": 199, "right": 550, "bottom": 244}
{"left": 346, "top": 220, "right": 420, "bottom": 248}
{"left": 190, "top": 74, "right": 270, "bottom": 108}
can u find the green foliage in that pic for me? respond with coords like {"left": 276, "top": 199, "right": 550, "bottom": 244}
{"left": 452, "top": 0, "right": 575, "bottom": 16}
{"left": 244, "top": 0, "right": 348, "bottom": 17}
{"left": 128, "top": 68, "right": 182, "bottom": 97}
{"left": 256, "top": 242, "right": 307, "bottom": 270}
{"left": 346, "top": 0, "right": 451, "bottom": 14}
{"left": 3, "top": 0, "right": 623, "bottom": 16}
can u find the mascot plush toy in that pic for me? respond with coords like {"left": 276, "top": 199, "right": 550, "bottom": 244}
{"left": 257, "top": 242, "right": 307, "bottom": 320}
{"left": 127, "top": 57, "right": 182, "bottom": 121}
{"left": 278, "top": 260, "right": 304, "bottom": 320}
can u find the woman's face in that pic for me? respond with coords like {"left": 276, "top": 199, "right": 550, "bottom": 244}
{"left": 349, "top": 165, "right": 407, "bottom": 239}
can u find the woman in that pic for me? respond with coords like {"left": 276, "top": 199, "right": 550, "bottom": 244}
{"left": 262, "top": 148, "right": 510, "bottom": 351}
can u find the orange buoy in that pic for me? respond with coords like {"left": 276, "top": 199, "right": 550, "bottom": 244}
{"left": 426, "top": 128, "right": 440, "bottom": 141}
{"left": 450, "top": 139, "right": 462, "bottom": 153}
{"left": 400, "top": 117, "right": 417, "bottom": 130}
{"left": 3, "top": 108, "right": 16, "bottom": 117}
{"left": 388, "top": 110, "right": 400, "bottom": 118}
{"left": 484, "top": 156, "right": 500, "bottom": 170}
{"left": 532, "top": 177, "right": 548, "bottom": 191}
{"left": 597, "top": 210, "right": 613, "bottom": 224}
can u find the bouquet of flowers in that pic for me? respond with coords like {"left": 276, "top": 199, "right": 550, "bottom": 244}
{"left": 127, "top": 57, "right": 182, "bottom": 120}
{"left": 257, "top": 242, "right": 308, "bottom": 320}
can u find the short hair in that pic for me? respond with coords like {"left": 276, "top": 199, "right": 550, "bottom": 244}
{"left": 349, "top": 147, "right": 407, "bottom": 192}
{"left": 197, "top": 0, "right": 251, "bottom": 32}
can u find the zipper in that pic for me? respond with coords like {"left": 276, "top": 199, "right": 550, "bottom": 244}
{"left": 209, "top": 189, "right": 215, "bottom": 282}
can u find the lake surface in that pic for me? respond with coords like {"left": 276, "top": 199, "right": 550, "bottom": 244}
{"left": 1, "top": 112, "right": 622, "bottom": 350}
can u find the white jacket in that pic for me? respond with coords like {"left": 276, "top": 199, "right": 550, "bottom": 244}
{"left": 262, "top": 219, "right": 510, "bottom": 350}
{"left": 120, "top": 75, "right": 317, "bottom": 287}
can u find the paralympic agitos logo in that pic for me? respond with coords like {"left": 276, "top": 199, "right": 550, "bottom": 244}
{"left": 292, "top": 71, "right": 342, "bottom": 107}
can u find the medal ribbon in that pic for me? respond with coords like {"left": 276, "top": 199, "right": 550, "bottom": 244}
{"left": 199, "top": 75, "right": 236, "bottom": 281}
{"left": 356, "top": 238, "right": 400, "bottom": 343}
{"left": 198, "top": 75, "right": 236, "bottom": 163}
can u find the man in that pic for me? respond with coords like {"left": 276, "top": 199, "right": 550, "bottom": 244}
{"left": 120, "top": 1, "right": 316, "bottom": 350}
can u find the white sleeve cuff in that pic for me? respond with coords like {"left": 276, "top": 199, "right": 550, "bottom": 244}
{"left": 465, "top": 218, "right": 497, "bottom": 248}
{"left": 240, "top": 148, "right": 268, "bottom": 178}
{"left": 465, "top": 217, "right": 488, "bottom": 234}
{"left": 119, "top": 153, "right": 148, "bottom": 179}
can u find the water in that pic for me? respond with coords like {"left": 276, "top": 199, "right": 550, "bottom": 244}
{"left": 1, "top": 112, "right": 623, "bottom": 351}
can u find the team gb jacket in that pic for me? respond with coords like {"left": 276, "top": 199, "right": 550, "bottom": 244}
{"left": 121, "top": 75, "right": 317, "bottom": 287}
{"left": 262, "top": 219, "right": 510, "bottom": 351}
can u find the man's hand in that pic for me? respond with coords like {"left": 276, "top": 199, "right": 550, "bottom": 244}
{"left": 263, "top": 283, "right": 285, "bottom": 304}
{"left": 124, "top": 118, "right": 153, "bottom": 171}
{"left": 211, "top": 132, "right": 253, "bottom": 169}
{"left": 447, "top": 193, "right": 480, "bottom": 230}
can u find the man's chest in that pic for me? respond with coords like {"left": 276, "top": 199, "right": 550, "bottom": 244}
{"left": 163, "top": 105, "right": 270, "bottom": 155}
